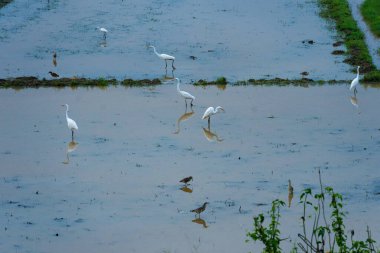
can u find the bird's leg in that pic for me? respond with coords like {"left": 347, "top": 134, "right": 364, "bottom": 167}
{"left": 165, "top": 60, "right": 168, "bottom": 69}
{"left": 71, "top": 130, "right": 74, "bottom": 141}
{"left": 185, "top": 99, "right": 188, "bottom": 109}
{"left": 354, "top": 87, "right": 357, "bottom": 95}
{"left": 190, "top": 99, "right": 193, "bottom": 107}
{"left": 172, "top": 60, "right": 176, "bottom": 70}
{"left": 208, "top": 118, "right": 210, "bottom": 129}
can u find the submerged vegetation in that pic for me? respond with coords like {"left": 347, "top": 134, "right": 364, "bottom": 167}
{"left": 318, "top": 0, "right": 376, "bottom": 73}
{"left": 360, "top": 0, "right": 380, "bottom": 38}
{"left": 247, "top": 171, "right": 378, "bottom": 253}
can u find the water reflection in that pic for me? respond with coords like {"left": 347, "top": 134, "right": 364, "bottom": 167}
{"left": 52, "top": 52, "right": 57, "bottom": 67}
{"left": 163, "top": 68, "right": 175, "bottom": 80}
{"left": 173, "top": 107, "right": 194, "bottom": 134}
{"left": 350, "top": 95, "right": 359, "bottom": 108}
{"left": 99, "top": 38, "right": 107, "bottom": 48}
{"left": 180, "top": 185, "right": 193, "bottom": 193}
{"left": 202, "top": 127, "right": 223, "bottom": 142}
{"left": 288, "top": 179, "right": 294, "bottom": 208}
{"left": 192, "top": 217, "right": 208, "bottom": 228}
{"left": 63, "top": 141, "right": 78, "bottom": 164}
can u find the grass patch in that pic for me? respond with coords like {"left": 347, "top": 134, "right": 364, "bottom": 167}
{"left": 318, "top": 0, "right": 376, "bottom": 73}
{"left": 121, "top": 78, "right": 161, "bottom": 86}
{"left": 360, "top": 0, "right": 380, "bottom": 38}
{"left": 0, "top": 0, "right": 13, "bottom": 9}
{"left": 247, "top": 170, "right": 378, "bottom": 253}
{"left": 0, "top": 77, "right": 160, "bottom": 89}
{"left": 363, "top": 70, "right": 380, "bottom": 83}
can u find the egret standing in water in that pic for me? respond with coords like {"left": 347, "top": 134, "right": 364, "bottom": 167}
{"left": 96, "top": 27, "right": 108, "bottom": 39}
{"left": 149, "top": 45, "right": 176, "bottom": 69}
{"left": 175, "top": 78, "right": 195, "bottom": 107}
{"left": 62, "top": 104, "right": 78, "bottom": 141}
{"left": 202, "top": 106, "right": 225, "bottom": 128}
{"left": 350, "top": 66, "right": 360, "bottom": 94}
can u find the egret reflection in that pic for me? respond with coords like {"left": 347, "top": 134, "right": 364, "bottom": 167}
{"left": 99, "top": 38, "right": 107, "bottom": 48}
{"left": 173, "top": 107, "right": 194, "bottom": 134}
{"left": 63, "top": 141, "right": 78, "bottom": 164}
{"left": 163, "top": 68, "right": 175, "bottom": 80}
{"left": 202, "top": 127, "right": 223, "bottom": 142}
{"left": 192, "top": 217, "right": 208, "bottom": 228}
{"left": 350, "top": 95, "right": 358, "bottom": 108}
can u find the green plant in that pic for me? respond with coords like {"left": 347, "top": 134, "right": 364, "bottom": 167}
{"left": 318, "top": 0, "right": 376, "bottom": 73}
{"left": 247, "top": 199, "right": 286, "bottom": 253}
{"left": 360, "top": 0, "right": 380, "bottom": 38}
{"left": 247, "top": 170, "right": 378, "bottom": 252}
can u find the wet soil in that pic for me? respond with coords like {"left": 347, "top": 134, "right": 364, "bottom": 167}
{"left": 0, "top": 85, "right": 379, "bottom": 253}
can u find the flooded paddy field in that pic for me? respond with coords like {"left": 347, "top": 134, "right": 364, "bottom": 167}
{"left": 0, "top": 0, "right": 352, "bottom": 81}
{"left": 0, "top": 84, "right": 379, "bottom": 253}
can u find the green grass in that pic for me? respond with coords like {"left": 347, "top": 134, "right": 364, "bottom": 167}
{"left": 319, "top": 0, "right": 376, "bottom": 73}
{"left": 247, "top": 170, "right": 379, "bottom": 253}
{"left": 360, "top": 0, "right": 380, "bottom": 38}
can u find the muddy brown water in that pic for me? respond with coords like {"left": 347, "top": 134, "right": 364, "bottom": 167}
{"left": 0, "top": 84, "right": 379, "bottom": 252}
{"left": 0, "top": 0, "right": 352, "bottom": 81}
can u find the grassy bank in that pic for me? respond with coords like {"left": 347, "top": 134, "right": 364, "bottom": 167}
{"left": 360, "top": 0, "right": 380, "bottom": 38}
{"left": 318, "top": 0, "right": 376, "bottom": 73}
{"left": 0, "top": 0, "right": 12, "bottom": 9}
{"left": 1, "top": 76, "right": 379, "bottom": 89}
{"left": 0, "top": 77, "right": 161, "bottom": 89}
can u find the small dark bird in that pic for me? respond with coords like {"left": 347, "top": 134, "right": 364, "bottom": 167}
{"left": 191, "top": 202, "right": 209, "bottom": 217}
{"left": 49, "top": 71, "right": 59, "bottom": 78}
{"left": 180, "top": 176, "right": 193, "bottom": 185}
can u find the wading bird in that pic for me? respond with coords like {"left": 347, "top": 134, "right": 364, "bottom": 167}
{"left": 191, "top": 202, "right": 209, "bottom": 217}
{"left": 350, "top": 66, "right": 360, "bottom": 95}
{"left": 62, "top": 104, "right": 78, "bottom": 141}
{"left": 175, "top": 78, "right": 195, "bottom": 107}
{"left": 180, "top": 176, "right": 193, "bottom": 185}
{"left": 202, "top": 106, "right": 225, "bottom": 128}
{"left": 96, "top": 27, "right": 108, "bottom": 39}
{"left": 49, "top": 71, "right": 59, "bottom": 78}
{"left": 149, "top": 45, "right": 176, "bottom": 69}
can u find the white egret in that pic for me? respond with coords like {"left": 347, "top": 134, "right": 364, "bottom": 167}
{"left": 175, "top": 78, "right": 195, "bottom": 107}
{"left": 149, "top": 45, "right": 176, "bottom": 69}
{"left": 96, "top": 27, "right": 108, "bottom": 39}
{"left": 349, "top": 66, "right": 360, "bottom": 94}
{"left": 202, "top": 106, "right": 225, "bottom": 128}
{"left": 62, "top": 104, "right": 78, "bottom": 141}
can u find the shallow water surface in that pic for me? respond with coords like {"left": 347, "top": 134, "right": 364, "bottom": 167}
{"left": 0, "top": 0, "right": 352, "bottom": 81}
{"left": 0, "top": 84, "right": 379, "bottom": 252}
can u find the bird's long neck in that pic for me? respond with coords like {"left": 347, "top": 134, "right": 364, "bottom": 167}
{"left": 356, "top": 67, "right": 360, "bottom": 78}
{"left": 65, "top": 106, "right": 69, "bottom": 119}
{"left": 152, "top": 46, "right": 159, "bottom": 57}
{"left": 176, "top": 79, "right": 181, "bottom": 92}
